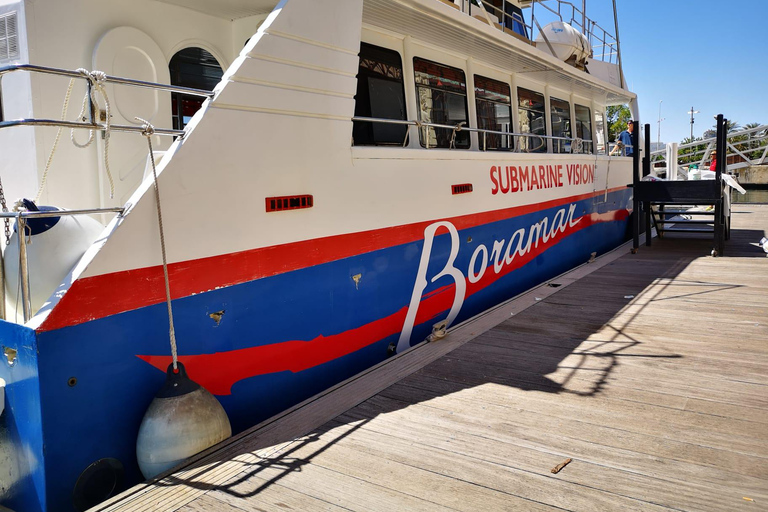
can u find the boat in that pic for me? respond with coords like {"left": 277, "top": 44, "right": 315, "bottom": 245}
{"left": 0, "top": 0, "right": 638, "bottom": 510}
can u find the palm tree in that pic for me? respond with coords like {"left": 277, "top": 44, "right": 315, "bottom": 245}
{"left": 725, "top": 120, "right": 741, "bottom": 133}
{"left": 743, "top": 123, "right": 768, "bottom": 159}
{"left": 709, "top": 119, "right": 740, "bottom": 134}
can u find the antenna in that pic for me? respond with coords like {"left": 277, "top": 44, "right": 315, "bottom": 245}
{"left": 687, "top": 106, "right": 700, "bottom": 140}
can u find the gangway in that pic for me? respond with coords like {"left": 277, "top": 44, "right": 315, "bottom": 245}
{"left": 650, "top": 123, "right": 768, "bottom": 178}
{"left": 632, "top": 115, "right": 731, "bottom": 256}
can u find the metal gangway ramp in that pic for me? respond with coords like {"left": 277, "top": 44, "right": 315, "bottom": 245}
{"left": 632, "top": 115, "right": 735, "bottom": 256}
{"left": 650, "top": 123, "right": 768, "bottom": 178}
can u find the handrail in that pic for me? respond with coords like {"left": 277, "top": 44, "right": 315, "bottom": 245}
{"left": 0, "top": 64, "right": 214, "bottom": 133}
{"left": 453, "top": 0, "right": 619, "bottom": 64}
{"left": 0, "top": 64, "right": 214, "bottom": 98}
{"left": 352, "top": 116, "right": 595, "bottom": 154}
{"left": 650, "top": 124, "right": 768, "bottom": 177}
{"left": 1, "top": 207, "right": 125, "bottom": 323}
{"left": 0, "top": 118, "right": 185, "bottom": 137}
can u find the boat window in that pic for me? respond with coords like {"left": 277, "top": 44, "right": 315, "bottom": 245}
{"left": 574, "top": 104, "right": 592, "bottom": 154}
{"left": 474, "top": 75, "right": 513, "bottom": 151}
{"left": 414, "top": 58, "right": 469, "bottom": 149}
{"left": 594, "top": 109, "right": 606, "bottom": 155}
{"left": 353, "top": 43, "right": 408, "bottom": 146}
{"left": 169, "top": 47, "right": 223, "bottom": 130}
{"left": 517, "top": 87, "right": 546, "bottom": 153}
{"left": 550, "top": 97, "right": 571, "bottom": 153}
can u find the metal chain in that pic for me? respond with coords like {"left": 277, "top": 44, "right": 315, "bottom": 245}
{"left": 0, "top": 176, "right": 9, "bottom": 246}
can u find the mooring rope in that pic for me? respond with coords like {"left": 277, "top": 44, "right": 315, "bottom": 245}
{"left": 137, "top": 117, "right": 178, "bottom": 370}
{"left": 36, "top": 68, "right": 115, "bottom": 203}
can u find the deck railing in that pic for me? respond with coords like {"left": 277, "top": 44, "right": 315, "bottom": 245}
{"left": 650, "top": 125, "right": 768, "bottom": 179}
{"left": 448, "top": 0, "right": 619, "bottom": 64}
{"left": 0, "top": 64, "right": 214, "bottom": 137}
{"left": 0, "top": 207, "right": 125, "bottom": 322}
{"left": 352, "top": 116, "right": 597, "bottom": 154}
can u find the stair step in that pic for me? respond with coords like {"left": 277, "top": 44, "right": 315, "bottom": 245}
{"left": 653, "top": 210, "right": 715, "bottom": 216}
{"left": 654, "top": 219, "right": 714, "bottom": 224}
{"left": 659, "top": 227, "right": 715, "bottom": 234}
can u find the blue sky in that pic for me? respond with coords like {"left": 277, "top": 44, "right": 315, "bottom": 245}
{"left": 612, "top": 0, "right": 768, "bottom": 143}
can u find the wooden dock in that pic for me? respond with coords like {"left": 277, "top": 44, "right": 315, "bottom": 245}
{"left": 96, "top": 204, "right": 768, "bottom": 512}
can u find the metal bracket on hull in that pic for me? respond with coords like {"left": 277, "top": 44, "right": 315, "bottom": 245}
{"left": 427, "top": 319, "right": 448, "bottom": 341}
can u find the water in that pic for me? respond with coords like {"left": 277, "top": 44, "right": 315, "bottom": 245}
{"left": 732, "top": 188, "right": 768, "bottom": 204}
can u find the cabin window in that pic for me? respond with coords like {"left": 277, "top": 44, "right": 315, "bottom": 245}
{"left": 352, "top": 43, "right": 408, "bottom": 146}
{"left": 574, "top": 104, "right": 592, "bottom": 154}
{"left": 594, "top": 109, "right": 607, "bottom": 154}
{"left": 169, "top": 47, "right": 223, "bottom": 130}
{"left": 414, "top": 58, "right": 469, "bottom": 149}
{"left": 550, "top": 97, "right": 571, "bottom": 153}
{"left": 474, "top": 75, "right": 512, "bottom": 151}
{"left": 517, "top": 87, "right": 545, "bottom": 153}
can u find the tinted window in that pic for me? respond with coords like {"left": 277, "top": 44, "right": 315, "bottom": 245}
{"left": 517, "top": 87, "right": 546, "bottom": 153}
{"left": 414, "top": 58, "right": 469, "bottom": 149}
{"left": 575, "top": 104, "right": 592, "bottom": 154}
{"left": 594, "top": 109, "right": 606, "bottom": 155}
{"left": 353, "top": 43, "right": 408, "bottom": 146}
{"left": 550, "top": 97, "right": 571, "bottom": 153}
{"left": 169, "top": 47, "right": 223, "bottom": 130}
{"left": 475, "top": 75, "right": 513, "bottom": 151}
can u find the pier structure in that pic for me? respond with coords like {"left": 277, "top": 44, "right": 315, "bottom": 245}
{"left": 95, "top": 204, "right": 768, "bottom": 512}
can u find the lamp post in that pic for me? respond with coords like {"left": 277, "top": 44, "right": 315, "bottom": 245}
{"left": 687, "top": 106, "right": 700, "bottom": 140}
{"left": 657, "top": 100, "right": 665, "bottom": 147}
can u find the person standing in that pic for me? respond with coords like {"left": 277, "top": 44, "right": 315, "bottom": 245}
{"left": 709, "top": 149, "right": 717, "bottom": 171}
{"left": 610, "top": 120, "right": 634, "bottom": 156}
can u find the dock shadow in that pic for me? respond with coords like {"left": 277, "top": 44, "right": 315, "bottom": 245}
{"left": 131, "top": 228, "right": 759, "bottom": 503}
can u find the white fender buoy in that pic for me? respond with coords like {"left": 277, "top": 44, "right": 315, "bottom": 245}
{"left": 136, "top": 362, "right": 231, "bottom": 479}
{"left": 3, "top": 199, "right": 104, "bottom": 316}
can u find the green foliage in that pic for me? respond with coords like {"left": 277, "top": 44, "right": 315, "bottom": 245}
{"left": 677, "top": 136, "right": 707, "bottom": 165}
{"left": 606, "top": 105, "right": 631, "bottom": 142}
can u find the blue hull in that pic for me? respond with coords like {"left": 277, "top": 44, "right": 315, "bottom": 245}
{"left": 0, "top": 190, "right": 631, "bottom": 511}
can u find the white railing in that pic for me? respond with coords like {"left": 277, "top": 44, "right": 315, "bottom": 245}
{"left": 352, "top": 116, "right": 598, "bottom": 154}
{"left": 448, "top": 0, "right": 619, "bottom": 64}
{"left": 650, "top": 125, "right": 768, "bottom": 178}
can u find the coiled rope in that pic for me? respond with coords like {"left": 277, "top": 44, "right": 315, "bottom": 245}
{"left": 137, "top": 116, "right": 178, "bottom": 370}
{"left": 36, "top": 68, "right": 115, "bottom": 203}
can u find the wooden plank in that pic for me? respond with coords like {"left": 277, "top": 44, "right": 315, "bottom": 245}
{"left": 98, "top": 205, "right": 768, "bottom": 512}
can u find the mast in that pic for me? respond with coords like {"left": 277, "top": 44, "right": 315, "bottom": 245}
{"left": 612, "top": 0, "right": 626, "bottom": 90}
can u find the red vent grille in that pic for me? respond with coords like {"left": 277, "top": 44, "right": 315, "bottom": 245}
{"left": 266, "top": 195, "right": 314, "bottom": 212}
{"left": 451, "top": 183, "right": 473, "bottom": 195}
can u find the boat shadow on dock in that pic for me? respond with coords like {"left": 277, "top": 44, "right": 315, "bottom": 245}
{"left": 94, "top": 220, "right": 768, "bottom": 510}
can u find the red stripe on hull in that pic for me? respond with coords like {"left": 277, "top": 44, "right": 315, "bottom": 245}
{"left": 39, "top": 189, "right": 626, "bottom": 333}
{"left": 138, "top": 209, "right": 628, "bottom": 394}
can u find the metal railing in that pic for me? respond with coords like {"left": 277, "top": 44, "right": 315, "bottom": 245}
{"left": 0, "top": 64, "right": 215, "bottom": 136}
{"left": 529, "top": 0, "right": 618, "bottom": 63}
{"left": 650, "top": 124, "right": 768, "bottom": 178}
{"left": 352, "top": 116, "right": 595, "bottom": 154}
{"left": 450, "top": 0, "right": 619, "bottom": 64}
{"left": 0, "top": 207, "right": 125, "bottom": 323}
{"left": 0, "top": 64, "right": 217, "bottom": 323}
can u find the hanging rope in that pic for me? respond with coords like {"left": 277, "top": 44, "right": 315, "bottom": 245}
{"left": 0, "top": 176, "right": 9, "bottom": 246}
{"left": 137, "top": 116, "right": 178, "bottom": 370}
{"left": 36, "top": 68, "right": 116, "bottom": 203}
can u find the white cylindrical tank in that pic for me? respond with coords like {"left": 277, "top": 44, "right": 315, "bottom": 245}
{"left": 3, "top": 200, "right": 104, "bottom": 318}
{"left": 535, "top": 22, "right": 592, "bottom": 65}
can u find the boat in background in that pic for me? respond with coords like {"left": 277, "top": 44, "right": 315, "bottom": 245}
{"left": 0, "top": 0, "right": 639, "bottom": 510}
